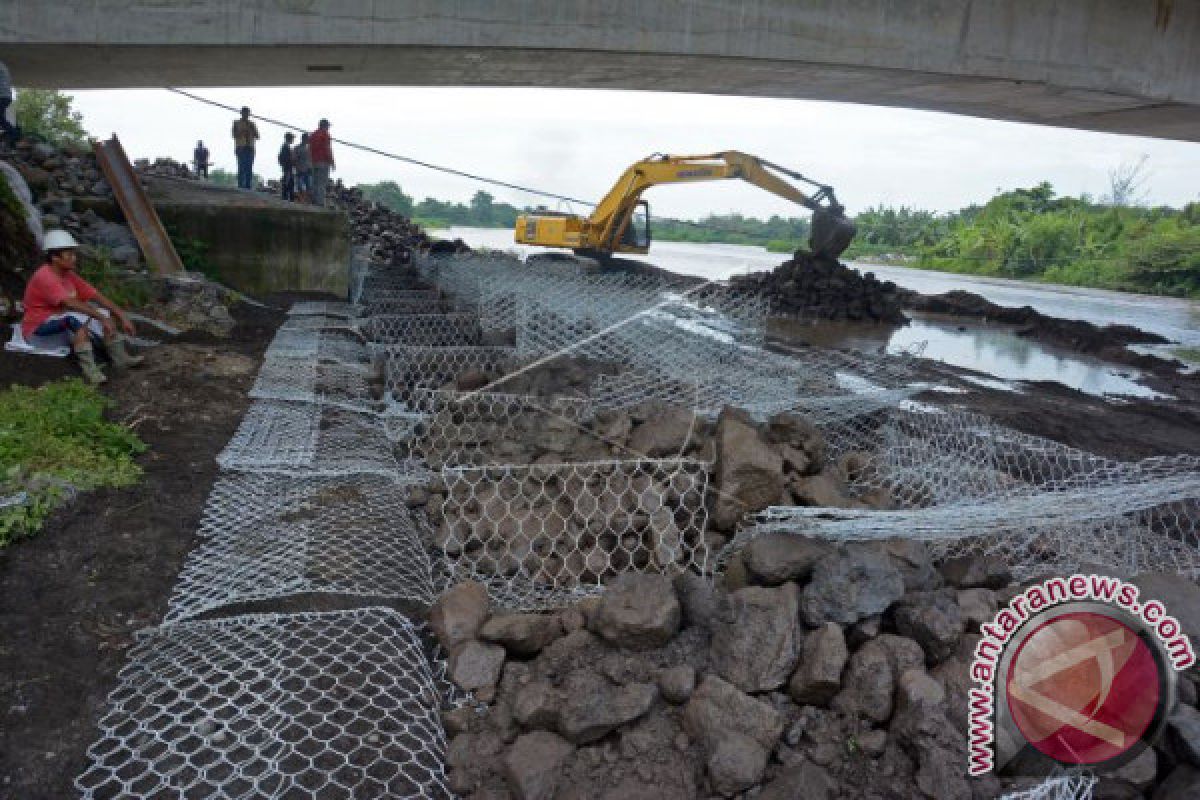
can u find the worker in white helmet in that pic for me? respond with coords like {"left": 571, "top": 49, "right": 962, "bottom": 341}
{"left": 21, "top": 230, "right": 144, "bottom": 384}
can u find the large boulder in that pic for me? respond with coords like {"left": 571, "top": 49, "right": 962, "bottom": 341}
{"left": 764, "top": 412, "right": 826, "bottom": 474}
{"left": 788, "top": 622, "right": 848, "bottom": 707}
{"left": 480, "top": 613, "right": 563, "bottom": 657}
{"left": 588, "top": 573, "right": 681, "bottom": 650}
{"left": 682, "top": 675, "right": 785, "bottom": 753}
{"left": 893, "top": 589, "right": 966, "bottom": 665}
{"left": 448, "top": 640, "right": 506, "bottom": 693}
{"left": 513, "top": 682, "right": 563, "bottom": 730}
{"left": 711, "top": 407, "right": 784, "bottom": 531}
{"left": 938, "top": 555, "right": 1011, "bottom": 589}
{"left": 504, "top": 731, "right": 574, "bottom": 800}
{"left": 627, "top": 404, "right": 699, "bottom": 457}
{"left": 800, "top": 545, "right": 906, "bottom": 626}
{"left": 759, "top": 763, "right": 836, "bottom": 800}
{"left": 741, "top": 533, "right": 833, "bottom": 586}
{"left": 430, "top": 581, "right": 490, "bottom": 651}
{"left": 557, "top": 669, "right": 659, "bottom": 744}
{"left": 710, "top": 583, "right": 803, "bottom": 692}
{"left": 707, "top": 732, "right": 768, "bottom": 796}
{"left": 833, "top": 635, "right": 924, "bottom": 723}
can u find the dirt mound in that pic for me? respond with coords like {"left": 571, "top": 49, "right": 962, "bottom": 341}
{"left": 729, "top": 251, "right": 907, "bottom": 324}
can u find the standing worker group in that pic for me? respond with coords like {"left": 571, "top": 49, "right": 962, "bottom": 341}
{"left": 309, "top": 118, "right": 335, "bottom": 206}
{"left": 231, "top": 106, "right": 259, "bottom": 189}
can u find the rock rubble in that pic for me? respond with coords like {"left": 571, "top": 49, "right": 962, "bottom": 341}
{"left": 433, "top": 546, "right": 1200, "bottom": 800}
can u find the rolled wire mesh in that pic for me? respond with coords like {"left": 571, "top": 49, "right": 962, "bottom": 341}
{"left": 166, "top": 473, "right": 437, "bottom": 622}
{"left": 435, "top": 459, "right": 711, "bottom": 610}
{"left": 218, "top": 399, "right": 424, "bottom": 478}
{"left": 265, "top": 328, "right": 370, "bottom": 365}
{"left": 1001, "top": 773, "right": 1098, "bottom": 800}
{"left": 75, "top": 608, "right": 452, "bottom": 799}
{"left": 731, "top": 406, "right": 1200, "bottom": 579}
{"left": 249, "top": 358, "right": 382, "bottom": 414}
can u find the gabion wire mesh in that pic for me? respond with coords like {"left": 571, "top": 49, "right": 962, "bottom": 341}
{"left": 218, "top": 400, "right": 424, "bottom": 478}
{"left": 288, "top": 301, "right": 356, "bottom": 318}
{"left": 249, "top": 359, "right": 381, "bottom": 414}
{"left": 76, "top": 608, "right": 452, "bottom": 799}
{"left": 730, "top": 406, "right": 1200, "bottom": 579}
{"left": 361, "top": 313, "right": 481, "bottom": 347}
{"left": 409, "top": 388, "right": 595, "bottom": 469}
{"left": 265, "top": 328, "right": 370, "bottom": 365}
{"left": 380, "top": 345, "right": 519, "bottom": 405}
{"left": 166, "top": 473, "right": 437, "bottom": 622}
{"left": 435, "top": 459, "right": 711, "bottom": 609}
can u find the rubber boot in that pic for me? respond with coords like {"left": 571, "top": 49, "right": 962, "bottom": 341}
{"left": 107, "top": 335, "right": 145, "bottom": 368}
{"left": 75, "top": 344, "right": 107, "bottom": 385}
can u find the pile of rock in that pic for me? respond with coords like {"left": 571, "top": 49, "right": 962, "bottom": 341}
{"left": 432, "top": 544, "right": 1200, "bottom": 800}
{"left": 327, "top": 183, "right": 434, "bottom": 266}
{"left": 3, "top": 139, "right": 112, "bottom": 202}
{"left": 133, "top": 156, "right": 196, "bottom": 181}
{"left": 729, "top": 251, "right": 906, "bottom": 324}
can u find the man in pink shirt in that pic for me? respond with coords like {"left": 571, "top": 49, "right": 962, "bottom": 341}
{"left": 22, "top": 230, "right": 144, "bottom": 384}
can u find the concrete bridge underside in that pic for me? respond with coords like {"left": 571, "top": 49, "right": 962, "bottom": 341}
{"left": 2, "top": 1, "right": 1198, "bottom": 142}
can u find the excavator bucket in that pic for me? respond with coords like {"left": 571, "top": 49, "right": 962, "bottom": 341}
{"left": 808, "top": 210, "right": 857, "bottom": 260}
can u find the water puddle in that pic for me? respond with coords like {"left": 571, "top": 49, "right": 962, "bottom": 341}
{"left": 770, "top": 314, "right": 1167, "bottom": 399}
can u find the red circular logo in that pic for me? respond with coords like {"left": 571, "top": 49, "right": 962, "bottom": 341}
{"left": 1005, "top": 611, "right": 1161, "bottom": 765}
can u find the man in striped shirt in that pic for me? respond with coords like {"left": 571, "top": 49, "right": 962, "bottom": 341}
{"left": 0, "top": 60, "right": 20, "bottom": 144}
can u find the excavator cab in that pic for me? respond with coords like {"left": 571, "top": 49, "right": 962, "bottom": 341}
{"left": 617, "top": 201, "right": 651, "bottom": 250}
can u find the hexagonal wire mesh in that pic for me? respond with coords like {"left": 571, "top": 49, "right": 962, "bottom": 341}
{"left": 379, "top": 345, "right": 519, "bottom": 406}
{"left": 408, "top": 388, "right": 595, "bottom": 469}
{"left": 360, "top": 313, "right": 482, "bottom": 347}
{"left": 435, "top": 459, "right": 711, "bottom": 610}
{"left": 76, "top": 608, "right": 453, "bottom": 799}
{"left": 218, "top": 399, "right": 425, "bottom": 479}
{"left": 729, "top": 407, "right": 1200, "bottom": 580}
{"left": 166, "top": 473, "right": 438, "bottom": 622}
{"left": 249, "top": 358, "right": 384, "bottom": 415}
{"left": 265, "top": 328, "right": 371, "bottom": 365}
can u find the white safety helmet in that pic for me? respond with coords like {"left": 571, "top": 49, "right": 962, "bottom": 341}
{"left": 43, "top": 229, "right": 79, "bottom": 252}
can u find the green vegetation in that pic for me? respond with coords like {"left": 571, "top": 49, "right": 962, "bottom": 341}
{"left": 0, "top": 380, "right": 145, "bottom": 547}
{"left": 356, "top": 183, "right": 523, "bottom": 230}
{"left": 13, "top": 89, "right": 88, "bottom": 147}
{"left": 79, "top": 248, "right": 153, "bottom": 309}
{"left": 163, "top": 224, "right": 218, "bottom": 280}
{"left": 355, "top": 172, "right": 1198, "bottom": 296}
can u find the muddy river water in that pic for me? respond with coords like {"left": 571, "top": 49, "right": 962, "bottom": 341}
{"left": 442, "top": 227, "right": 1200, "bottom": 398}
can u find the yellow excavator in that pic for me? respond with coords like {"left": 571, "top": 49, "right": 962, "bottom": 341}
{"left": 514, "top": 151, "right": 856, "bottom": 261}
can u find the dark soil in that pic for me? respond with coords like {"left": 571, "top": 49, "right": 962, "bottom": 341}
{"left": 0, "top": 297, "right": 288, "bottom": 799}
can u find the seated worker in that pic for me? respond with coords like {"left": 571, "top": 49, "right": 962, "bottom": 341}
{"left": 21, "top": 230, "right": 144, "bottom": 384}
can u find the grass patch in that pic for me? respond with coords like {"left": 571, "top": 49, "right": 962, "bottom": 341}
{"left": 0, "top": 379, "right": 146, "bottom": 547}
{"left": 1171, "top": 347, "right": 1200, "bottom": 364}
{"left": 79, "top": 248, "right": 154, "bottom": 310}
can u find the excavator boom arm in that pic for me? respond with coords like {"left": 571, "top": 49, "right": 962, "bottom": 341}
{"left": 584, "top": 151, "right": 850, "bottom": 256}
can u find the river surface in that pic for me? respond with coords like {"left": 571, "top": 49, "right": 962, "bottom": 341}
{"left": 441, "top": 226, "right": 1200, "bottom": 399}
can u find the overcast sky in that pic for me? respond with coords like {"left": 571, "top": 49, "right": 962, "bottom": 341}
{"left": 67, "top": 86, "right": 1200, "bottom": 222}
